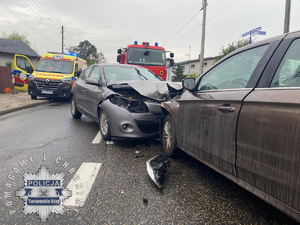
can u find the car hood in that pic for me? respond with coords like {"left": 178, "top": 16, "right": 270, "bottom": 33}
{"left": 107, "top": 80, "right": 183, "bottom": 101}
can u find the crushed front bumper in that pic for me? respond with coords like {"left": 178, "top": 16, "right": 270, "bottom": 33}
{"left": 100, "top": 99, "right": 162, "bottom": 139}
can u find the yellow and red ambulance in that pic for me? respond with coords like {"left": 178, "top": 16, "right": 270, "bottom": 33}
{"left": 12, "top": 52, "right": 87, "bottom": 99}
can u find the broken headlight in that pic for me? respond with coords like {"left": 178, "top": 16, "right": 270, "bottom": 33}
{"left": 109, "top": 95, "right": 149, "bottom": 113}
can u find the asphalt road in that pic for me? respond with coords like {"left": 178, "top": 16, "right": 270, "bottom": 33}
{"left": 0, "top": 101, "right": 298, "bottom": 224}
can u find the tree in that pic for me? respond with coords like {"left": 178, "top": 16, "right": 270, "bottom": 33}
{"left": 172, "top": 64, "right": 187, "bottom": 82}
{"left": 68, "top": 40, "right": 107, "bottom": 66}
{"left": 2, "top": 31, "right": 32, "bottom": 47}
{"left": 215, "top": 39, "right": 250, "bottom": 62}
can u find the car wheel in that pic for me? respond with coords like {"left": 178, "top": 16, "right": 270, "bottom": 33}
{"left": 99, "top": 110, "right": 111, "bottom": 140}
{"left": 31, "top": 95, "right": 37, "bottom": 100}
{"left": 71, "top": 96, "right": 82, "bottom": 119}
{"left": 162, "top": 115, "right": 179, "bottom": 157}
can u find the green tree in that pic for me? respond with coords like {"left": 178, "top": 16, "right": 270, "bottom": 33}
{"left": 68, "top": 40, "right": 106, "bottom": 66}
{"left": 216, "top": 39, "right": 250, "bottom": 62}
{"left": 172, "top": 64, "right": 187, "bottom": 82}
{"left": 2, "top": 31, "right": 32, "bottom": 47}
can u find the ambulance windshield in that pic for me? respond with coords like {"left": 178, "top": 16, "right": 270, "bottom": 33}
{"left": 36, "top": 59, "right": 74, "bottom": 74}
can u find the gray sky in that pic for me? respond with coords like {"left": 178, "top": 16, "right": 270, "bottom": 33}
{"left": 1, "top": 0, "right": 300, "bottom": 63}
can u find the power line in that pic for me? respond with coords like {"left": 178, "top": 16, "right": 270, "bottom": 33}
{"left": 0, "top": 0, "right": 60, "bottom": 45}
{"left": 29, "top": 0, "right": 62, "bottom": 27}
{"left": 165, "top": 0, "right": 241, "bottom": 48}
{"left": 162, "top": 7, "right": 203, "bottom": 46}
{"left": 19, "top": 0, "right": 61, "bottom": 34}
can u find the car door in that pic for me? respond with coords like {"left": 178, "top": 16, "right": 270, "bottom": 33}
{"left": 74, "top": 66, "right": 93, "bottom": 112}
{"left": 236, "top": 35, "right": 300, "bottom": 214}
{"left": 177, "top": 44, "right": 270, "bottom": 175}
{"left": 12, "top": 54, "right": 35, "bottom": 91}
{"left": 83, "top": 65, "right": 104, "bottom": 119}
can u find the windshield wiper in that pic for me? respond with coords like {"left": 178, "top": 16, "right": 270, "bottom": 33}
{"left": 135, "top": 68, "right": 148, "bottom": 80}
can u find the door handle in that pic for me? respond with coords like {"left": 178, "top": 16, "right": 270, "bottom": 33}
{"left": 217, "top": 106, "right": 235, "bottom": 112}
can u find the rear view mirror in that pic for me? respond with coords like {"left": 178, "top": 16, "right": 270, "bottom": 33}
{"left": 75, "top": 71, "right": 81, "bottom": 77}
{"left": 26, "top": 66, "right": 34, "bottom": 74}
{"left": 182, "top": 78, "right": 195, "bottom": 90}
{"left": 117, "top": 55, "right": 121, "bottom": 63}
{"left": 169, "top": 59, "right": 175, "bottom": 67}
{"left": 117, "top": 49, "right": 122, "bottom": 54}
{"left": 85, "top": 77, "right": 100, "bottom": 86}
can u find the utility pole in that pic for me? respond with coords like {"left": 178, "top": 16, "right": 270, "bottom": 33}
{"left": 284, "top": 0, "right": 291, "bottom": 33}
{"left": 200, "top": 0, "right": 207, "bottom": 75}
{"left": 189, "top": 45, "right": 191, "bottom": 75}
{"left": 61, "top": 26, "right": 64, "bottom": 53}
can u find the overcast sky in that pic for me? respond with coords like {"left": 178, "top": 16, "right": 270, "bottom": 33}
{"left": 0, "top": 0, "right": 300, "bottom": 63}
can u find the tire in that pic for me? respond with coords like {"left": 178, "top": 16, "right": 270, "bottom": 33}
{"left": 99, "top": 110, "right": 111, "bottom": 140}
{"left": 71, "top": 96, "right": 82, "bottom": 119}
{"left": 31, "top": 95, "right": 37, "bottom": 100}
{"left": 162, "top": 115, "right": 179, "bottom": 157}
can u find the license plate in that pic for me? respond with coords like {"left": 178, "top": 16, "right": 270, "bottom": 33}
{"left": 41, "top": 90, "right": 53, "bottom": 94}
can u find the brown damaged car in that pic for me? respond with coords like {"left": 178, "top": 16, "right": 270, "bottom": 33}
{"left": 160, "top": 31, "right": 300, "bottom": 222}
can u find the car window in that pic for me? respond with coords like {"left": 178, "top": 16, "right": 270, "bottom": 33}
{"left": 197, "top": 45, "right": 269, "bottom": 91}
{"left": 16, "top": 56, "right": 33, "bottom": 71}
{"left": 270, "top": 39, "right": 300, "bottom": 87}
{"left": 80, "top": 66, "right": 93, "bottom": 80}
{"left": 89, "top": 66, "right": 101, "bottom": 81}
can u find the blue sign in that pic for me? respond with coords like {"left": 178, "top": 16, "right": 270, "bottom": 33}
{"left": 242, "top": 26, "right": 266, "bottom": 44}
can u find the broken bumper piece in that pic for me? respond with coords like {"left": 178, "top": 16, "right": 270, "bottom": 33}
{"left": 146, "top": 155, "right": 170, "bottom": 189}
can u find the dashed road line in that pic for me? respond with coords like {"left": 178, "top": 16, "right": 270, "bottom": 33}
{"left": 92, "top": 131, "right": 102, "bottom": 144}
{"left": 64, "top": 162, "right": 102, "bottom": 207}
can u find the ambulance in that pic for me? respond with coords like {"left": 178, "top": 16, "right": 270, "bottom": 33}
{"left": 12, "top": 52, "right": 87, "bottom": 99}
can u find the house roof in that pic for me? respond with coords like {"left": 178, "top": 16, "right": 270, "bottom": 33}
{"left": 0, "top": 38, "right": 40, "bottom": 58}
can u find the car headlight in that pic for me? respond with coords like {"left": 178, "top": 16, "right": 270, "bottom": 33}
{"left": 61, "top": 77, "right": 72, "bottom": 84}
{"left": 109, "top": 95, "right": 149, "bottom": 113}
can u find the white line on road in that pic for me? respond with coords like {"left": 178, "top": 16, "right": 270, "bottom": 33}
{"left": 92, "top": 131, "right": 102, "bottom": 144}
{"left": 64, "top": 162, "right": 102, "bottom": 207}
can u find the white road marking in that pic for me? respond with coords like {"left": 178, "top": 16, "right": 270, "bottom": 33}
{"left": 64, "top": 162, "right": 102, "bottom": 207}
{"left": 92, "top": 131, "right": 102, "bottom": 144}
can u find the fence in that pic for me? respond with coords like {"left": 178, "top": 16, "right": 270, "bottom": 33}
{"left": 0, "top": 66, "right": 12, "bottom": 93}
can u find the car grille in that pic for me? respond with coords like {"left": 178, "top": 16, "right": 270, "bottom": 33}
{"left": 35, "top": 79, "right": 61, "bottom": 91}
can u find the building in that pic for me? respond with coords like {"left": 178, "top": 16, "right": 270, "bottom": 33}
{"left": 167, "top": 56, "right": 217, "bottom": 81}
{"left": 0, "top": 38, "right": 40, "bottom": 68}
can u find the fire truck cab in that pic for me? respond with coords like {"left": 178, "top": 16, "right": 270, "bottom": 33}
{"left": 117, "top": 41, "right": 174, "bottom": 81}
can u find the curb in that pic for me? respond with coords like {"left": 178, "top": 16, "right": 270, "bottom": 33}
{"left": 0, "top": 100, "right": 49, "bottom": 116}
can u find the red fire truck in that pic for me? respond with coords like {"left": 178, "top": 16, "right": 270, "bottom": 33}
{"left": 117, "top": 41, "right": 174, "bottom": 81}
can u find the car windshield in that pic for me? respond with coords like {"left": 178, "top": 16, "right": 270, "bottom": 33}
{"left": 127, "top": 48, "right": 165, "bottom": 66}
{"left": 35, "top": 59, "right": 74, "bottom": 74}
{"left": 103, "top": 66, "right": 163, "bottom": 82}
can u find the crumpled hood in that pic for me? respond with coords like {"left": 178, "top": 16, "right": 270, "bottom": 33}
{"left": 107, "top": 80, "right": 182, "bottom": 101}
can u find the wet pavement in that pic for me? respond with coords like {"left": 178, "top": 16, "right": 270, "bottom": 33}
{"left": 0, "top": 91, "right": 49, "bottom": 115}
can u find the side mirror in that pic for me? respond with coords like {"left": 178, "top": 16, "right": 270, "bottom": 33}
{"left": 117, "top": 49, "right": 122, "bottom": 54}
{"left": 85, "top": 77, "right": 100, "bottom": 86}
{"left": 169, "top": 59, "right": 175, "bottom": 67}
{"left": 75, "top": 71, "right": 81, "bottom": 77}
{"left": 26, "top": 66, "right": 34, "bottom": 74}
{"left": 182, "top": 78, "right": 195, "bottom": 91}
{"left": 170, "top": 52, "right": 174, "bottom": 58}
{"left": 117, "top": 55, "right": 121, "bottom": 63}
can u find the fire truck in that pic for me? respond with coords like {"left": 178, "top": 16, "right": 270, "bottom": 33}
{"left": 117, "top": 41, "right": 174, "bottom": 81}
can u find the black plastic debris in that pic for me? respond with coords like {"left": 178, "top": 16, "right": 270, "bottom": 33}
{"left": 143, "top": 198, "right": 148, "bottom": 205}
{"left": 146, "top": 155, "right": 170, "bottom": 189}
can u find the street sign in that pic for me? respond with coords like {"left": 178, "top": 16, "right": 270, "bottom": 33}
{"left": 242, "top": 26, "right": 266, "bottom": 44}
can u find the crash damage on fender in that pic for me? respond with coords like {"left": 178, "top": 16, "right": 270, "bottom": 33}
{"left": 100, "top": 80, "right": 183, "bottom": 139}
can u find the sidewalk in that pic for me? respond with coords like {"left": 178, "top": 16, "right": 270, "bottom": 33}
{"left": 0, "top": 91, "right": 49, "bottom": 116}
